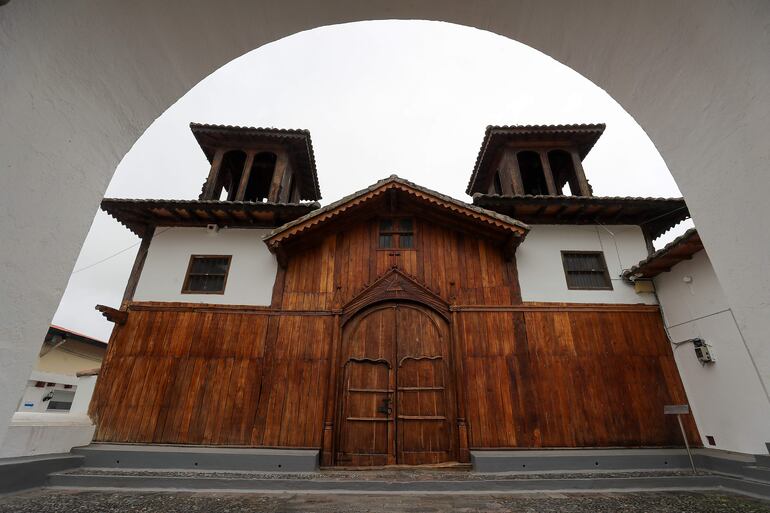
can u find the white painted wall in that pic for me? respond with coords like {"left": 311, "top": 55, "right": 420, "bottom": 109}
{"left": 0, "top": 412, "right": 94, "bottom": 458}
{"left": 655, "top": 251, "right": 770, "bottom": 455}
{"left": 2, "top": 0, "right": 769, "bottom": 455}
{"left": 134, "top": 227, "right": 277, "bottom": 305}
{"left": 517, "top": 225, "right": 655, "bottom": 304}
{"left": 69, "top": 375, "right": 98, "bottom": 416}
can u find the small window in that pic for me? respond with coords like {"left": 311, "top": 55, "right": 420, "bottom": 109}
{"left": 182, "top": 255, "right": 232, "bottom": 294}
{"left": 561, "top": 251, "right": 613, "bottom": 290}
{"left": 379, "top": 218, "right": 414, "bottom": 249}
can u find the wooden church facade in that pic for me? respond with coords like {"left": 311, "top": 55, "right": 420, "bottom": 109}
{"left": 92, "top": 123, "right": 698, "bottom": 466}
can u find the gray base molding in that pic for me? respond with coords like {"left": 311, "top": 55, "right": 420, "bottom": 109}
{"left": 72, "top": 444, "right": 319, "bottom": 472}
{"left": 0, "top": 453, "right": 83, "bottom": 494}
{"left": 471, "top": 448, "right": 757, "bottom": 475}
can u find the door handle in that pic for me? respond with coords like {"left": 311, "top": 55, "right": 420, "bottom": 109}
{"left": 376, "top": 397, "right": 392, "bottom": 415}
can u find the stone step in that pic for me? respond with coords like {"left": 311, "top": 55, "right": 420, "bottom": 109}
{"left": 741, "top": 465, "right": 770, "bottom": 482}
{"left": 0, "top": 453, "right": 84, "bottom": 494}
{"left": 755, "top": 454, "right": 770, "bottom": 469}
{"left": 71, "top": 444, "right": 318, "bottom": 472}
{"left": 47, "top": 470, "right": 723, "bottom": 494}
{"left": 472, "top": 448, "right": 695, "bottom": 473}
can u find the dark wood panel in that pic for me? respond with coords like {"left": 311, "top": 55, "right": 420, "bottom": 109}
{"left": 91, "top": 309, "right": 332, "bottom": 447}
{"left": 456, "top": 309, "right": 699, "bottom": 448}
{"left": 280, "top": 218, "right": 521, "bottom": 311}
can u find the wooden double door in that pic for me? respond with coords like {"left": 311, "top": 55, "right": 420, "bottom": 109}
{"left": 335, "top": 303, "right": 456, "bottom": 466}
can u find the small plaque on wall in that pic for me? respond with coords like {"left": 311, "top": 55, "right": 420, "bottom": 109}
{"left": 664, "top": 404, "right": 690, "bottom": 415}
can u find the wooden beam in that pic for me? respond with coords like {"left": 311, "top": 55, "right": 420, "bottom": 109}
{"left": 507, "top": 148, "right": 525, "bottom": 195}
{"left": 121, "top": 225, "right": 155, "bottom": 308}
{"left": 268, "top": 151, "right": 289, "bottom": 202}
{"left": 539, "top": 151, "right": 558, "bottom": 195}
{"left": 201, "top": 149, "right": 225, "bottom": 200}
{"left": 496, "top": 148, "right": 515, "bottom": 195}
{"left": 570, "top": 149, "right": 592, "bottom": 197}
{"left": 95, "top": 304, "right": 128, "bottom": 325}
{"left": 275, "top": 247, "right": 289, "bottom": 268}
{"left": 235, "top": 151, "right": 256, "bottom": 201}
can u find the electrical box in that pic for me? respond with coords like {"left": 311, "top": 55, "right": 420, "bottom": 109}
{"left": 693, "top": 338, "right": 715, "bottom": 364}
{"left": 634, "top": 280, "right": 655, "bottom": 294}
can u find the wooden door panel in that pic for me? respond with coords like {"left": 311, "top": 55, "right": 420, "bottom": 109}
{"left": 337, "top": 303, "right": 455, "bottom": 466}
{"left": 336, "top": 306, "right": 396, "bottom": 466}
{"left": 338, "top": 360, "right": 392, "bottom": 466}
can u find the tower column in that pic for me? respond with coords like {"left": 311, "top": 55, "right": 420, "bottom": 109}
{"left": 235, "top": 151, "right": 256, "bottom": 201}
{"left": 503, "top": 148, "right": 525, "bottom": 195}
{"left": 268, "top": 150, "right": 290, "bottom": 202}
{"left": 570, "top": 149, "right": 592, "bottom": 196}
{"left": 538, "top": 150, "right": 558, "bottom": 195}
{"left": 201, "top": 148, "right": 225, "bottom": 200}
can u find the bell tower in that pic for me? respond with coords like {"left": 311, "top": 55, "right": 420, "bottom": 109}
{"left": 191, "top": 122, "right": 321, "bottom": 203}
{"left": 466, "top": 124, "right": 605, "bottom": 197}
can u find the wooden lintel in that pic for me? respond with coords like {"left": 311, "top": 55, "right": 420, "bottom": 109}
{"left": 95, "top": 304, "right": 128, "bottom": 325}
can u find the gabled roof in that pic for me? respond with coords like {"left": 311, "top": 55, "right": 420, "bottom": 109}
{"left": 101, "top": 198, "right": 319, "bottom": 237}
{"left": 473, "top": 194, "right": 689, "bottom": 240}
{"left": 264, "top": 175, "right": 529, "bottom": 255}
{"left": 623, "top": 228, "right": 703, "bottom": 280}
{"left": 467, "top": 123, "right": 605, "bottom": 194}
{"left": 190, "top": 122, "right": 321, "bottom": 200}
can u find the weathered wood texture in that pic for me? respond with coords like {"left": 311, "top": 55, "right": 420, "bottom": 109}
{"left": 457, "top": 309, "right": 699, "bottom": 447}
{"left": 91, "top": 218, "right": 698, "bottom": 451}
{"left": 280, "top": 218, "right": 521, "bottom": 310}
{"left": 91, "top": 308, "right": 333, "bottom": 447}
{"left": 336, "top": 304, "right": 455, "bottom": 466}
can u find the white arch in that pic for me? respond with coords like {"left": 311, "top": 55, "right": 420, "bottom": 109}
{"left": 1, "top": 0, "right": 768, "bottom": 448}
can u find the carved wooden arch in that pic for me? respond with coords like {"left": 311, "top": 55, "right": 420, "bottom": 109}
{"left": 341, "top": 268, "right": 449, "bottom": 325}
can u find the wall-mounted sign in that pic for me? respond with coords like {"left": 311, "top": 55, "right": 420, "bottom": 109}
{"left": 664, "top": 404, "right": 690, "bottom": 415}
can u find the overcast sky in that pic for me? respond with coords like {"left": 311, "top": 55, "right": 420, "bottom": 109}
{"left": 52, "top": 20, "right": 692, "bottom": 341}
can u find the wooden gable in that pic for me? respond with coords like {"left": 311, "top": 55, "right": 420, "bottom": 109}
{"left": 264, "top": 176, "right": 529, "bottom": 266}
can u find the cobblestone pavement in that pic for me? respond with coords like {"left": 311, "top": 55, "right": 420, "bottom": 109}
{"left": 0, "top": 490, "right": 768, "bottom": 513}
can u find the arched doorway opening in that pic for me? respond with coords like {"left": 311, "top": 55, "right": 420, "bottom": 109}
{"left": 335, "top": 302, "right": 457, "bottom": 466}
{"left": 3, "top": 4, "right": 769, "bottom": 458}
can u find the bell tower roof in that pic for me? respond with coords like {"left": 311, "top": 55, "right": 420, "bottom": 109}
{"left": 191, "top": 122, "right": 321, "bottom": 201}
{"left": 466, "top": 123, "right": 605, "bottom": 196}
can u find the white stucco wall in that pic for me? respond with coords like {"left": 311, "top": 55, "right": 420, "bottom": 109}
{"left": 134, "top": 227, "right": 277, "bottom": 305}
{"left": 517, "top": 225, "right": 655, "bottom": 304}
{"left": 654, "top": 251, "right": 770, "bottom": 455}
{"left": 0, "top": 412, "right": 94, "bottom": 458}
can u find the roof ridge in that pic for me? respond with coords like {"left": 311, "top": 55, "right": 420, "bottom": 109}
{"left": 263, "top": 175, "right": 530, "bottom": 244}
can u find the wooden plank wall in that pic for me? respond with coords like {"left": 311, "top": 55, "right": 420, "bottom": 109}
{"left": 91, "top": 307, "right": 333, "bottom": 446}
{"left": 280, "top": 218, "right": 521, "bottom": 310}
{"left": 91, "top": 218, "right": 698, "bottom": 448}
{"left": 458, "top": 308, "right": 699, "bottom": 447}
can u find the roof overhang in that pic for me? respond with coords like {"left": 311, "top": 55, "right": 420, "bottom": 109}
{"left": 101, "top": 198, "right": 320, "bottom": 237}
{"left": 47, "top": 325, "right": 107, "bottom": 349}
{"left": 473, "top": 194, "right": 689, "bottom": 240}
{"left": 467, "top": 123, "right": 605, "bottom": 194}
{"left": 190, "top": 122, "right": 321, "bottom": 200}
{"left": 264, "top": 175, "right": 529, "bottom": 262}
{"left": 623, "top": 228, "right": 703, "bottom": 280}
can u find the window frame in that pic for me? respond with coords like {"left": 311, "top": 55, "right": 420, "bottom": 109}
{"left": 560, "top": 250, "right": 613, "bottom": 291}
{"left": 376, "top": 217, "right": 416, "bottom": 250}
{"left": 181, "top": 254, "right": 232, "bottom": 295}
